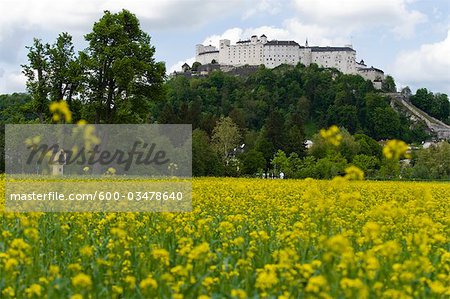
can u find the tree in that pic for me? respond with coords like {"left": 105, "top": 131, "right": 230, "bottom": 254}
{"left": 284, "top": 124, "right": 306, "bottom": 157}
{"left": 433, "top": 93, "right": 450, "bottom": 123}
{"left": 327, "top": 104, "right": 359, "bottom": 133}
{"left": 371, "top": 107, "right": 401, "bottom": 140}
{"left": 354, "top": 134, "right": 382, "bottom": 158}
{"left": 401, "top": 86, "right": 412, "bottom": 98}
{"left": 240, "top": 149, "right": 266, "bottom": 175}
{"left": 264, "top": 110, "right": 286, "bottom": 152}
{"left": 212, "top": 116, "right": 241, "bottom": 160}
{"left": 411, "top": 88, "right": 433, "bottom": 114}
{"left": 271, "top": 150, "right": 289, "bottom": 175}
{"left": 192, "top": 129, "right": 223, "bottom": 176}
{"left": 47, "top": 33, "right": 84, "bottom": 105}
{"left": 315, "top": 154, "right": 348, "bottom": 179}
{"left": 382, "top": 75, "right": 396, "bottom": 92}
{"left": 82, "top": 10, "right": 165, "bottom": 123}
{"left": 412, "top": 142, "right": 450, "bottom": 179}
{"left": 352, "top": 154, "right": 380, "bottom": 176}
{"left": 22, "top": 38, "right": 50, "bottom": 122}
{"left": 22, "top": 33, "right": 84, "bottom": 123}
{"left": 192, "top": 62, "right": 202, "bottom": 72}
{"left": 309, "top": 128, "right": 359, "bottom": 161}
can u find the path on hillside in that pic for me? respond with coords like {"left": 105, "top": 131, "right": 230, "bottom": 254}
{"left": 387, "top": 92, "right": 450, "bottom": 140}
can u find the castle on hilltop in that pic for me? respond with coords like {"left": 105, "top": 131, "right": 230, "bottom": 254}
{"left": 193, "top": 34, "right": 384, "bottom": 88}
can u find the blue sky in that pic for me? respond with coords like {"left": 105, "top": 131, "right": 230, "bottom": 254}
{"left": 0, "top": 0, "right": 449, "bottom": 94}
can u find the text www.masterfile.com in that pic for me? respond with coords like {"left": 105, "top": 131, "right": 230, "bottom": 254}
{"left": 9, "top": 191, "right": 185, "bottom": 201}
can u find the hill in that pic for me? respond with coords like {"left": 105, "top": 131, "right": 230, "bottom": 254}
{"left": 155, "top": 64, "right": 447, "bottom": 143}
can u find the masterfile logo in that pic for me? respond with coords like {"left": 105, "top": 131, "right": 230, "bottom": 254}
{"left": 4, "top": 124, "right": 192, "bottom": 212}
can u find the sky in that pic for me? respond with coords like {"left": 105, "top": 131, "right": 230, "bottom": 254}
{"left": 0, "top": 0, "right": 449, "bottom": 95}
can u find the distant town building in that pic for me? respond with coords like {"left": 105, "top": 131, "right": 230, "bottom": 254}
{"left": 193, "top": 34, "right": 384, "bottom": 88}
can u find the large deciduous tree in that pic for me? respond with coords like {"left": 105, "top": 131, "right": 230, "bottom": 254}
{"left": 82, "top": 9, "right": 165, "bottom": 123}
{"left": 212, "top": 116, "right": 241, "bottom": 160}
{"left": 47, "top": 33, "right": 83, "bottom": 105}
{"left": 22, "top": 39, "right": 50, "bottom": 122}
{"left": 22, "top": 33, "right": 82, "bottom": 123}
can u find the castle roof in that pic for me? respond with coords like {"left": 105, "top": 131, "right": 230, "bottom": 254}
{"left": 358, "top": 66, "right": 384, "bottom": 73}
{"left": 265, "top": 40, "right": 299, "bottom": 46}
{"left": 236, "top": 40, "right": 251, "bottom": 44}
{"left": 309, "top": 46, "right": 355, "bottom": 52}
{"left": 198, "top": 50, "right": 220, "bottom": 55}
{"left": 261, "top": 34, "right": 267, "bottom": 37}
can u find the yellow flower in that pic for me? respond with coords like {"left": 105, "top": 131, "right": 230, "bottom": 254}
{"left": 188, "top": 242, "right": 210, "bottom": 260}
{"left": 50, "top": 100, "right": 72, "bottom": 123}
{"left": 2, "top": 286, "right": 15, "bottom": 297}
{"left": 140, "top": 275, "right": 158, "bottom": 290}
{"left": 25, "top": 284, "right": 42, "bottom": 298}
{"left": 305, "top": 275, "right": 329, "bottom": 294}
{"left": 320, "top": 125, "right": 343, "bottom": 147}
{"left": 71, "top": 273, "right": 92, "bottom": 289}
{"left": 340, "top": 278, "right": 368, "bottom": 299}
{"left": 68, "top": 263, "right": 82, "bottom": 272}
{"left": 5, "top": 258, "right": 19, "bottom": 271}
{"left": 362, "top": 221, "right": 380, "bottom": 242}
{"left": 326, "top": 235, "right": 351, "bottom": 255}
{"left": 49, "top": 265, "right": 60, "bottom": 276}
{"left": 202, "top": 276, "right": 218, "bottom": 290}
{"left": 10, "top": 238, "right": 30, "bottom": 250}
{"left": 383, "top": 139, "right": 410, "bottom": 160}
{"left": 344, "top": 166, "right": 365, "bottom": 180}
{"left": 255, "top": 268, "right": 278, "bottom": 290}
{"left": 124, "top": 275, "right": 136, "bottom": 288}
{"left": 112, "top": 285, "right": 123, "bottom": 294}
{"left": 152, "top": 248, "right": 170, "bottom": 266}
{"left": 70, "top": 294, "right": 83, "bottom": 299}
{"left": 231, "top": 289, "right": 247, "bottom": 299}
{"left": 427, "top": 280, "right": 447, "bottom": 295}
{"left": 79, "top": 245, "right": 94, "bottom": 257}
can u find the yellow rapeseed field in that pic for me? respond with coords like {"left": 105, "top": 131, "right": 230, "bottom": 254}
{"left": 0, "top": 177, "right": 449, "bottom": 298}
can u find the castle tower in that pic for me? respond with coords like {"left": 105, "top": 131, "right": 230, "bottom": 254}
{"left": 260, "top": 34, "right": 267, "bottom": 44}
{"left": 220, "top": 39, "right": 230, "bottom": 49}
{"left": 196, "top": 44, "right": 204, "bottom": 55}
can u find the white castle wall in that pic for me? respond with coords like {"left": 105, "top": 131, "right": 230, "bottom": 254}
{"left": 264, "top": 41, "right": 301, "bottom": 68}
{"left": 309, "top": 48, "right": 357, "bottom": 74}
{"left": 194, "top": 35, "right": 383, "bottom": 87}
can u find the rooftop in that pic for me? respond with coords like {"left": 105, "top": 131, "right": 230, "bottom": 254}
{"left": 309, "top": 46, "right": 355, "bottom": 52}
{"left": 265, "top": 40, "right": 299, "bottom": 46}
{"left": 358, "top": 66, "right": 384, "bottom": 73}
{"left": 198, "top": 50, "right": 220, "bottom": 55}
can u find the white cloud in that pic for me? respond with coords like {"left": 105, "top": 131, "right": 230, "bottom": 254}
{"left": 292, "top": 0, "right": 426, "bottom": 37}
{"left": 0, "top": 71, "right": 27, "bottom": 94}
{"left": 200, "top": 20, "right": 349, "bottom": 50}
{"left": 202, "top": 28, "right": 245, "bottom": 46}
{"left": 242, "top": 0, "right": 282, "bottom": 19}
{"left": 0, "top": 0, "right": 250, "bottom": 41}
{"left": 168, "top": 57, "right": 196, "bottom": 74}
{"left": 393, "top": 29, "right": 450, "bottom": 93}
